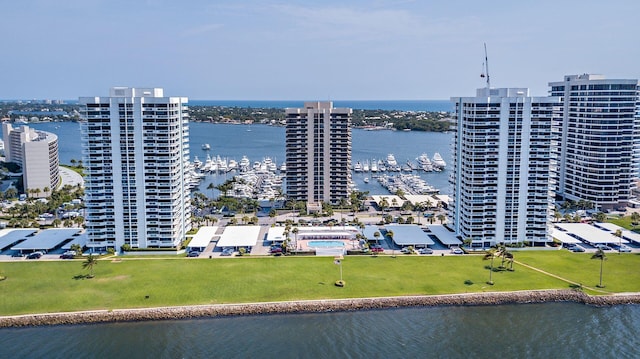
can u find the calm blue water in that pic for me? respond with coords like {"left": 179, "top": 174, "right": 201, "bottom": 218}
{"left": 1, "top": 303, "right": 638, "bottom": 358}
{"left": 28, "top": 121, "right": 453, "bottom": 195}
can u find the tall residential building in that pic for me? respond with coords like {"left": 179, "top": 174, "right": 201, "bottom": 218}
{"left": 549, "top": 74, "right": 640, "bottom": 210}
{"left": 285, "top": 101, "right": 352, "bottom": 211}
{"left": 79, "top": 87, "right": 191, "bottom": 250}
{"left": 450, "top": 88, "right": 559, "bottom": 247}
{"left": 2, "top": 123, "right": 60, "bottom": 197}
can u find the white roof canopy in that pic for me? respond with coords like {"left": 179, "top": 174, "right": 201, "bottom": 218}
{"left": 554, "top": 223, "right": 628, "bottom": 244}
{"left": 216, "top": 226, "right": 261, "bottom": 248}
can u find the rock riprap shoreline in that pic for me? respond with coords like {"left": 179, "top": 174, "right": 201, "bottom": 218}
{"left": 2, "top": 290, "right": 639, "bottom": 328}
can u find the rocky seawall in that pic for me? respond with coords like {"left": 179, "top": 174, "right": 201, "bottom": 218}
{"left": 2, "top": 290, "right": 639, "bottom": 328}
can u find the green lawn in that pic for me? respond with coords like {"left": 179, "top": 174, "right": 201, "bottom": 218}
{"left": 0, "top": 252, "right": 638, "bottom": 316}
{"left": 515, "top": 251, "right": 640, "bottom": 294}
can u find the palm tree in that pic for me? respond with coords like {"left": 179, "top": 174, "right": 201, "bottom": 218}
{"left": 82, "top": 254, "right": 98, "bottom": 278}
{"left": 387, "top": 230, "right": 396, "bottom": 257}
{"left": 503, "top": 251, "right": 515, "bottom": 271}
{"left": 614, "top": 229, "right": 623, "bottom": 255}
{"left": 463, "top": 237, "right": 473, "bottom": 250}
{"left": 591, "top": 249, "right": 607, "bottom": 288}
{"left": 631, "top": 212, "right": 640, "bottom": 226}
{"left": 436, "top": 214, "right": 446, "bottom": 224}
{"left": 292, "top": 227, "right": 299, "bottom": 250}
{"left": 373, "top": 231, "right": 381, "bottom": 246}
{"left": 483, "top": 248, "right": 497, "bottom": 285}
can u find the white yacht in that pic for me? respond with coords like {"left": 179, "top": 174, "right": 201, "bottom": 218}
{"left": 239, "top": 156, "right": 250, "bottom": 171}
{"left": 370, "top": 160, "right": 379, "bottom": 172}
{"left": 363, "top": 160, "right": 370, "bottom": 172}
{"left": 193, "top": 156, "right": 202, "bottom": 169}
{"left": 417, "top": 153, "right": 434, "bottom": 171}
{"left": 228, "top": 159, "right": 238, "bottom": 171}
{"left": 354, "top": 161, "right": 363, "bottom": 172}
{"left": 363, "top": 177, "right": 370, "bottom": 183}
{"left": 386, "top": 154, "right": 398, "bottom": 167}
{"left": 202, "top": 143, "right": 211, "bottom": 150}
{"left": 280, "top": 162, "right": 287, "bottom": 172}
{"left": 432, "top": 152, "right": 447, "bottom": 168}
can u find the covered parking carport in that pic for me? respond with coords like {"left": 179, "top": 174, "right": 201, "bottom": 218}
{"left": 0, "top": 229, "right": 37, "bottom": 252}
{"left": 384, "top": 224, "right": 434, "bottom": 248}
{"left": 11, "top": 228, "right": 82, "bottom": 253}
{"left": 425, "top": 224, "right": 462, "bottom": 248}
{"left": 188, "top": 226, "right": 219, "bottom": 252}
{"left": 554, "top": 223, "right": 629, "bottom": 246}
{"left": 216, "top": 226, "right": 261, "bottom": 251}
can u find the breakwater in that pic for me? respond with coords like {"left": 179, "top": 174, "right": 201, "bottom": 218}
{"left": 2, "top": 290, "right": 639, "bottom": 328}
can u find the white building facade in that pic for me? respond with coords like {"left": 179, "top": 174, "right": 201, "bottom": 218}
{"left": 450, "top": 88, "right": 559, "bottom": 247}
{"left": 549, "top": 74, "right": 640, "bottom": 210}
{"left": 2, "top": 123, "right": 60, "bottom": 197}
{"left": 285, "top": 101, "right": 352, "bottom": 210}
{"left": 79, "top": 87, "right": 191, "bottom": 250}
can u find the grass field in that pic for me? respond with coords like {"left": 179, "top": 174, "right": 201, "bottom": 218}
{"left": 0, "top": 251, "right": 639, "bottom": 316}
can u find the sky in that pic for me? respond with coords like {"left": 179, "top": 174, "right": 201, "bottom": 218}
{"left": 1, "top": 0, "right": 639, "bottom": 100}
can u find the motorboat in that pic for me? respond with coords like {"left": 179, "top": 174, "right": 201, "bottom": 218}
{"left": 202, "top": 143, "right": 211, "bottom": 150}
{"left": 432, "top": 152, "right": 446, "bottom": 168}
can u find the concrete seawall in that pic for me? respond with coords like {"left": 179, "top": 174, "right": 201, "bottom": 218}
{"left": 2, "top": 290, "right": 639, "bottom": 328}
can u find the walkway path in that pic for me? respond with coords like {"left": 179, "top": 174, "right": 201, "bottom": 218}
{"left": 58, "top": 166, "right": 84, "bottom": 188}
{"left": 514, "top": 260, "right": 610, "bottom": 294}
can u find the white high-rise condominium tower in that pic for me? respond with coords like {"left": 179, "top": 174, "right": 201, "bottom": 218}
{"left": 450, "top": 88, "right": 560, "bottom": 247}
{"left": 549, "top": 74, "right": 640, "bottom": 210}
{"left": 79, "top": 87, "right": 191, "bottom": 250}
{"left": 285, "top": 101, "right": 352, "bottom": 211}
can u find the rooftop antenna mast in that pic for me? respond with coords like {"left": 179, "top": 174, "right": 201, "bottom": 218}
{"left": 481, "top": 43, "right": 490, "bottom": 90}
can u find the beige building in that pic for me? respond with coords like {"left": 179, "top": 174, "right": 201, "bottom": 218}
{"left": 2, "top": 123, "right": 60, "bottom": 197}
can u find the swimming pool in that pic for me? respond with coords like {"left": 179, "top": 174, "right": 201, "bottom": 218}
{"left": 307, "top": 240, "right": 345, "bottom": 248}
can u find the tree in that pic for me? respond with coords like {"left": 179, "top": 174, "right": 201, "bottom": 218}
{"left": 614, "top": 229, "right": 623, "bottom": 255}
{"left": 591, "top": 249, "right": 607, "bottom": 288}
{"left": 463, "top": 237, "right": 473, "bottom": 249}
{"left": 436, "top": 214, "right": 446, "bottom": 224}
{"left": 631, "top": 212, "right": 640, "bottom": 226}
{"left": 554, "top": 210, "right": 563, "bottom": 223}
{"left": 503, "top": 251, "right": 515, "bottom": 271}
{"left": 82, "top": 254, "right": 98, "bottom": 278}
{"left": 592, "top": 212, "right": 607, "bottom": 223}
{"left": 373, "top": 231, "right": 381, "bottom": 246}
{"left": 292, "top": 227, "right": 299, "bottom": 250}
{"left": 483, "top": 248, "right": 497, "bottom": 285}
{"left": 387, "top": 230, "right": 396, "bottom": 257}
{"left": 70, "top": 243, "right": 83, "bottom": 256}
{"left": 378, "top": 198, "right": 389, "bottom": 214}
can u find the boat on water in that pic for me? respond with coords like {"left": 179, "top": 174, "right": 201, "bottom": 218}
{"left": 354, "top": 161, "right": 363, "bottom": 172}
{"left": 239, "top": 156, "right": 250, "bottom": 171}
{"left": 228, "top": 159, "right": 238, "bottom": 172}
{"left": 370, "top": 160, "right": 379, "bottom": 172}
{"left": 386, "top": 154, "right": 398, "bottom": 167}
{"left": 363, "top": 160, "right": 370, "bottom": 172}
{"left": 280, "top": 162, "right": 287, "bottom": 173}
{"left": 364, "top": 177, "right": 370, "bottom": 183}
{"left": 432, "top": 152, "right": 446, "bottom": 168}
{"left": 193, "top": 156, "right": 203, "bottom": 169}
{"left": 202, "top": 143, "right": 211, "bottom": 150}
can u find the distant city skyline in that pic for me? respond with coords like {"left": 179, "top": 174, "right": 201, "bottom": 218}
{"left": 2, "top": 0, "right": 639, "bottom": 100}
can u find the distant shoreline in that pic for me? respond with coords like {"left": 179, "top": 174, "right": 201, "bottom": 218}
{"left": 2, "top": 290, "right": 639, "bottom": 328}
